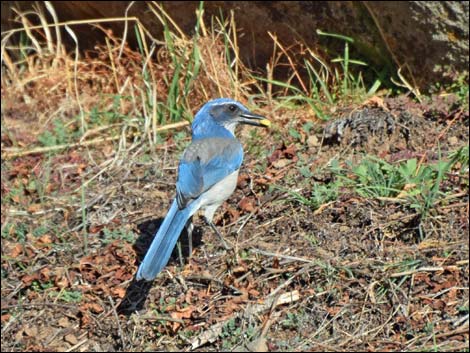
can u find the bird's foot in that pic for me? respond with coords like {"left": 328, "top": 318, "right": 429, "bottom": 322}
{"left": 208, "top": 221, "right": 232, "bottom": 250}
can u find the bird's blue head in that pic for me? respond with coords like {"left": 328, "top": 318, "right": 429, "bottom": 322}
{"left": 191, "top": 98, "right": 270, "bottom": 139}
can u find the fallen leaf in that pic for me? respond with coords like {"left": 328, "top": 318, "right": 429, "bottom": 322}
{"left": 225, "top": 207, "right": 240, "bottom": 223}
{"left": 9, "top": 244, "right": 23, "bottom": 258}
{"left": 38, "top": 234, "right": 53, "bottom": 245}
{"left": 271, "top": 159, "right": 290, "bottom": 169}
{"left": 246, "top": 337, "right": 269, "bottom": 352}
{"left": 27, "top": 203, "right": 42, "bottom": 213}
{"left": 112, "top": 287, "right": 126, "bottom": 298}
{"left": 171, "top": 307, "right": 194, "bottom": 331}
{"left": 81, "top": 302, "right": 104, "bottom": 314}
{"left": 58, "top": 317, "right": 71, "bottom": 328}
{"left": 23, "top": 325, "right": 38, "bottom": 337}
{"left": 307, "top": 135, "right": 320, "bottom": 147}
{"left": 361, "top": 96, "right": 386, "bottom": 109}
{"left": 39, "top": 267, "right": 51, "bottom": 282}
{"left": 64, "top": 333, "right": 78, "bottom": 345}
{"left": 55, "top": 273, "right": 69, "bottom": 289}
{"left": 22, "top": 273, "right": 40, "bottom": 286}
{"left": 239, "top": 197, "right": 255, "bottom": 213}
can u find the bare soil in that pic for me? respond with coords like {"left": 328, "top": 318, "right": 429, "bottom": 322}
{"left": 1, "top": 94, "right": 469, "bottom": 351}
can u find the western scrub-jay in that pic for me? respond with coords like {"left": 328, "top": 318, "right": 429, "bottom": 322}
{"left": 136, "top": 98, "right": 270, "bottom": 281}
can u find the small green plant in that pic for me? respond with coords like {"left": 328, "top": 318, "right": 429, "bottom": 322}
{"left": 281, "top": 312, "right": 301, "bottom": 329}
{"left": 37, "top": 119, "right": 71, "bottom": 147}
{"left": 32, "top": 225, "right": 49, "bottom": 237}
{"left": 173, "top": 130, "right": 189, "bottom": 153}
{"left": 49, "top": 289, "right": 83, "bottom": 303}
{"left": 453, "top": 72, "right": 469, "bottom": 107}
{"left": 220, "top": 318, "right": 256, "bottom": 351}
{"left": 287, "top": 181, "right": 340, "bottom": 210}
{"left": 432, "top": 70, "right": 469, "bottom": 107}
{"left": 246, "top": 129, "right": 271, "bottom": 160}
{"left": 100, "top": 227, "right": 136, "bottom": 244}
{"left": 256, "top": 30, "right": 381, "bottom": 120}
{"left": 31, "top": 279, "right": 54, "bottom": 292}
{"left": 89, "top": 95, "right": 131, "bottom": 126}
{"left": 333, "top": 157, "right": 405, "bottom": 198}
{"left": 1, "top": 223, "right": 29, "bottom": 242}
{"left": 317, "top": 30, "right": 381, "bottom": 101}
{"left": 332, "top": 155, "right": 456, "bottom": 219}
{"left": 448, "top": 145, "right": 469, "bottom": 174}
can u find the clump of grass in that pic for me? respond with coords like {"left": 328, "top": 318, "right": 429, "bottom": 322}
{"left": 448, "top": 145, "right": 469, "bottom": 174}
{"left": 431, "top": 70, "right": 469, "bottom": 108}
{"left": 288, "top": 182, "right": 340, "bottom": 210}
{"left": 287, "top": 147, "right": 466, "bottom": 221}
{"left": 220, "top": 318, "right": 257, "bottom": 351}
{"left": 253, "top": 30, "right": 382, "bottom": 120}
{"left": 1, "top": 1, "right": 258, "bottom": 158}
{"left": 100, "top": 227, "right": 136, "bottom": 244}
{"left": 330, "top": 153, "right": 461, "bottom": 219}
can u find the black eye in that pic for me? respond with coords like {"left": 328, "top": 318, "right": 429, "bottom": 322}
{"left": 228, "top": 104, "right": 237, "bottom": 112}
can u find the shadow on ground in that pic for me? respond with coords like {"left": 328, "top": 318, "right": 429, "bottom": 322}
{"left": 117, "top": 218, "right": 203, "bottom": 314}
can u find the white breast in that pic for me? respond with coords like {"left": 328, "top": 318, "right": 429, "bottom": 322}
{"left": 199, "top": 170, "right": 239, "bottom": 222}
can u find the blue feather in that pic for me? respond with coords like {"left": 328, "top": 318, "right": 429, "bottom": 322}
{"left": 136, "top": 98, "right": 267, "bottom": 280}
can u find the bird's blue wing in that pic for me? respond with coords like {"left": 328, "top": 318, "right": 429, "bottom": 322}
{"left": 176, "top": 138, "right": 243, "bottom": 208}
{"left": 176, "top": 159, "right": 204, "bottom": 208}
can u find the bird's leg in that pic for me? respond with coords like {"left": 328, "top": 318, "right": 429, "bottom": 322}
{"left": 176, "top": 217, "right": 194, "bottom": 268}
{"left": 185, "top": 217, "right": 194, "bottom": 256}
{"left": 208, "top": 220, "right": 232, "bottom": 250}
{"left": 176, "top": 241, "right": 184, "bottom": 268}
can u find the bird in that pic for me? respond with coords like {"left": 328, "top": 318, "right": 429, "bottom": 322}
{"left": 136, "top": 98, "right": 270, "bottom": 281}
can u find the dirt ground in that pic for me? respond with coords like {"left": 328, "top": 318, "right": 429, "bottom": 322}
{"left": 1, "top": 92, "right": 469, "bottom": 351}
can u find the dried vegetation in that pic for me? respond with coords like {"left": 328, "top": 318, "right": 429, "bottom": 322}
{"left": 1, "top": 2, "right": 468, "bottom": 352}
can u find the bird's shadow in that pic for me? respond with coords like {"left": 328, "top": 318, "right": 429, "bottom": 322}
{"left": 117, "top": 217, "right": 203, "bottom": 315}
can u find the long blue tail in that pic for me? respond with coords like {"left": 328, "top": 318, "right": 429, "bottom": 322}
{"left": 136, "top": 199, "right": 196, "bottom": 281}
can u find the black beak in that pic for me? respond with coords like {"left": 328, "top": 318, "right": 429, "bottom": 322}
{"left": 240, "top": 112, "right": 271, "bottom": 128}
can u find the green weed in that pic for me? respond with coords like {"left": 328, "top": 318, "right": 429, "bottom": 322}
{"left": 1, "top": 223, "right": 29, "bottom": 242}
{"left": 332, "top": 155, "right": 457, "bottom": 219}
{"left": 256, "top": 30, "right": 381, "bottom": 120}
{"left": 49, "top": 289, "right": 83, "bottom": 303}
{"left": 37, "top": 119, "right": 71, "bottom": 147}
{"left": 144, "top": 2, "right": 203, "bottom": 126}
{"left": 432, "top": 70, "right": 469, "bottom": 107}
{"left": 448, "top": 145, "right": 469, "bottom": 174}
{"left": 89, "top": 95, "right": 132, "bottom": 126}
{"left": 287, "top": 181, "right": 340, "bottom": 210}
{"left": 31, "top": 279, "right": 54, "bottom": 292}
{"left": 220, "top": 318, "right": 257, "bottom": 351}
{"left": 100, "top": 227, "right": 136, "bottom": 244}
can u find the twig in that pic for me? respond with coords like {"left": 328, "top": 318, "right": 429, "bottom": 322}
{"left": 138, "top": 315, "right": 185, "bottom": 324}
{"left": 186, "top": 275, "right": 243, "bottom": 295}
{"left": 267, "top": 264, "right": 312, "bottom": 299}
{"left": 250, "top": 248, "right": 315, "bottom": 264}
{"left": 2, "top": 120, "right": 189, "bottom": 159}
{"left": 390, "top": 265, "right": 462, "bottom": 278}
{"left": 415, "top": 109, "right": 463, "bottom": 175}
{"left": 190, "top": 320, "right": 225, "bottom": 350}
{"left": 268, "top": 31, "right": 308, "bottom": 94}
{"left": 244, "top": 290, "right": 300, "bottom": 318}
{"left": 452, "top": 314, "right": 469, "bottom": 328}
{"left": 65, "top": 338, "right": 88, "bottom": 352}
{"left": 313, "top": 201, "right": 336, "bottom": 215}
{"left": 108, "top": 296, "right": 126, "bottom": 350}
{"left": 1, "top": 302, "right": 79, "bottom": 310}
